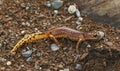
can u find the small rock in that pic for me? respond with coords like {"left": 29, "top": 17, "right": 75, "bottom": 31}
{"left": 105, "top": 42, "right": 113, "bottom": 46}
{"left": 36, "top": 52, "right": 41, "bottom": 57}
{"left": 0, "top": 57, "right": 6, "bottom": 62}
{"left": 78, "top": 17, "right": 83, "bottom": 22}
{"left": 87, "top": 44, "right": 91, "bottom": 48}
{"left": 76, "top": 9, "right": 81, "bottom": 17}
{"left": 8, "top": 29, "right": 12, "bottom": 33}
{"left": 26, "top": 21, "right": 30, "bottom": 26}
{"left": 26, "top": 57, "right": 32, "bottom": 62}
{"left": 75, "top": 64, "right": 82, "bottom": 70}
{"left": 6, "top": 61, "right": 12, "bottom": 66}
{"left": 21, "top": 65, "right": 25, "bottom": 67}
{"left": 22, "top": 50, "right": 32, "bottom": 58}
{"left": 26, "top": 3, "right": 30, "bottom": 10}
{"left": 39, "top": 67, "right": 42, "bottom": 70}
{"left": 32, "top": 48, "right": 37, "bottom": 52}
{"left": 51, "top": 0, "right": 63, "bottom": 9}
{"left": 51, "top": 44, "right": 59, "bottom": 51}
{"left": 54, "top": 10, "right": 59, "bottom": 14}
{"left": 46, "top": 1, "right": 51, "bottom": 7}
{"left": 34, "top": 62, "right": 39, "bottom": 69}
{"left": 64, "top": 68, "right": 69, "bottom": 71}
{"left": 76, "top": 20, "right": 81, "bottom": 25}
{"left": 20, "top": 3, "right": 25, "bottom": 7}
{"left": 34, "top": 28, "right": 38, "bottom": 32}
{"left": 21, "top": 30, "right": 26, "bottom": 34}
{"left": 59, "top": 70, "right": 64, "bottom": 71}
{"left": 15, "top": 34, "right": 19, "bottom": 37}
{"left": 22, "top": 22, "right": 26, "bottom": 26}
{"left": 68, "top": 5, "right": 77, "bottom": 14}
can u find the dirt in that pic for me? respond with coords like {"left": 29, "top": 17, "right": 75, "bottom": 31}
{"left": 0, "top": 0, "right": 120, "bottom": 71}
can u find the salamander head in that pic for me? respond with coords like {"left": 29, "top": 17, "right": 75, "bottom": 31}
{"left": 84, "top": 30, "right": 104, "bottom": 40}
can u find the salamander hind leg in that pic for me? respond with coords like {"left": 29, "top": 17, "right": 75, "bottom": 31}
{"left": 49, "top": 35, "right": 61, "bottom": 46}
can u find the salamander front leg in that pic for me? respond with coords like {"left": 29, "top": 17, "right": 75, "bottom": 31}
{"left": 76, "top": 39, "right": 83, "bottom": 53}
{"left": 49, "top": 35, "right": 60, "bottom": 46}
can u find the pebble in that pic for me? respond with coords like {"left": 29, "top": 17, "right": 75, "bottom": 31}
{"left": 76, "top": 9, "right": 81, "bottom": 17}
{"left": 54, "top": 10, "right": 59, "bottom": 14}
{"left": 21, "top": 65, "right": 25, "bottom": 67}
{"left": 78, "top": 17, "right": 83, "bottom": 22}
{"left": 26, "top": 21, "right": 30, "bottom": 26}
{"left": 51, "top": 44, "right": 59, "bottom": 51}
{"left": 51, "top": 0, "right": 63, "bottom": 9}
{"left": 21, "top": 30, "right": 26, "bottom": 34}
{"left": 59, "top": 68, "right": 70, "bottom": 71}
{"left": 68, "top": 5, "right": 77, "bottom": 14}
{"left": 76, "top": 20, "right": 81, "bottom": 25}
{"left": 0, "top": 57, "right": 6, "bottom": 62}
{"left": 26, "top": 3, "right": 30, "bottom": 10}
{"left": 6, "top": 61, "right": 12, "bottom": 66}
{"left": 36, "top": 52, "right": 41, "bottom": 57}
{"left": 105, "top": 42, "right": 113, "bottom": 46}
{"left": 64, "top": 68, "right": 70, "bottom": 71}
{"left": 75, "top": 64, "right": 82, "bottom": 70}
{"left": 34, "top": 28, "right": 39, "bottom": 32}
{"left": 26, "top": 57, "right": 32, "bottom": 62}
{"left": 32, "top": 48, "right": 37, "bottom": 52}
{"left": 22, "top": 22, "right": 26, "bottom": 26}
{"left": 22, "top": 50, "right": 32, "bottom": 58}
{"left": 46, "top": 1, "right": 51, "bottom": 7}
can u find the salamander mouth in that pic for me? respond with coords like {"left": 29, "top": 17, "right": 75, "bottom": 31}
{"left": 97, "top": 31, "right": 104, "bottom": 40}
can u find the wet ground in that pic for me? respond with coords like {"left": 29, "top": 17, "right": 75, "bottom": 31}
{"left": 0, "top": 0, "right": 120, "bottom": 71}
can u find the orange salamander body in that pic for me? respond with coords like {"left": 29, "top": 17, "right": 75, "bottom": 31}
{"left": 10, "top": 26, "right": 104, "bottom": 54}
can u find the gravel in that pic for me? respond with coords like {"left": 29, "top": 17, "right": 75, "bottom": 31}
{"left": 68, "top": 5, "right": 77, "bottom": 14}
{"left": 26, "top": 57, "right": 32, "bottom": 62}
{"left": 51, "top": 43, "right": 60, "bottom": 51}
{"left": 76, "top": 9, "right": 81, "bottom": 17}
{"left": 51, "top": 0, "right": 63, "bottom": 9}
{"left": 6, "top": 61, "right": 12, "bottom": 66}
{"left": 22, "top": 50, "right": 32, "bottom": 58}
{"left": 75, "top": 64, "right": 82, "bottom": 70}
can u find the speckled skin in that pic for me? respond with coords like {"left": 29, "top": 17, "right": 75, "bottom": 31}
{"left": 10, "top": 26, "right": 102, "bottom": 54}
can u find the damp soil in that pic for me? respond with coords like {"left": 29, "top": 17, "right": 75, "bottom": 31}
{"left": 0, "top": 0, "right": 120, "bottom": 71}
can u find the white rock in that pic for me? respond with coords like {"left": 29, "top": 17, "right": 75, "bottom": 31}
{"left": 76, "top": 20, "right": 81, "bottom": 25}
{"left": 78, "top": 17, "right": 83, "bottom": 22}
{"left": 51, "top": 44, "right": 59, "bottom": 51}
{"left": 26, "top": 21, "right": 30, "bottom": 26}
{"left": 6, "top": 61, "right": 12, "bottom": 66}
{"left": 54, "top": 10, "right": 59, "bottom": 14}
{"left": 64, "top": 68, "right": 69, "bottom": 71}
{"left": 76, "top": 9, "right": 81, "bottom": 17}
{"left": 75, "top": 64, "right": 82, "bottom": 70}
{"left": 21, "top": 30, "right": 26, "bottom": 34}
{"left": 46, "top": 1, "right": 51, "bottom": 7}
{"left": 68, "top": 5, "right": 77, "bottom": 14}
